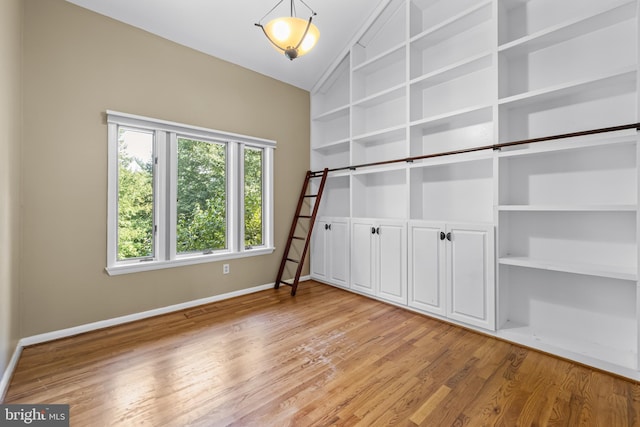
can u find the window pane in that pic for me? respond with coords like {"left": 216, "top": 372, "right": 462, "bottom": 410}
{"left": 117, "top": 128, "right": 154, "bottom": 260}
{"left": 244, "top": 147, "right": 263, "bottom": 248}
{"left": 177, "top": 137, "right": 227, "bottom": 253}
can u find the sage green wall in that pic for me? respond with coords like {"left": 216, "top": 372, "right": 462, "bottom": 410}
{"left": 0, "top": 0, "right": 22, "bottom": 379}
{"left": 21, "top": 0, "right": 310, "bottom": 336}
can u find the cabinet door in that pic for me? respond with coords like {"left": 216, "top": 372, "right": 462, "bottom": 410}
{"left": 329, "top": 219, "right": 350, "bottom": 288}
{"left": 408, "top": 222, "right": 446, "bottom": 316}
{"left": 377, "top": 221, "right": 407, "bottom": 305}
{"left": 351, "top": 219, "right": 375, "bottom": 295}
{"left": 446, "top": 223, "right": 495, "bottom": 330}
{"left": 311, "top": 220, "right": 329, "bottom": 281}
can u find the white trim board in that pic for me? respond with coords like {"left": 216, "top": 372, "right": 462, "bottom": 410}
{"left": 0, "top": 345, "right": 22, "bottom": 403}
{"left": 0, "top": 277, "right": 309, "bottom": 402}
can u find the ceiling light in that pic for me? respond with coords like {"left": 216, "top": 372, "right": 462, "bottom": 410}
{"left": 255, "top": 0, "right": 320, "bottom": 61}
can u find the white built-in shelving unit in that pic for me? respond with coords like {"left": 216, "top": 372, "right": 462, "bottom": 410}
{"left": 310, "top": 0, "right": 640, "bottom": 380}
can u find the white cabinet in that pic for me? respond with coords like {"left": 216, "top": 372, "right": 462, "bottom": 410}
{"left": 351, "top": 218, "right": 407, "bottom": 304}
{"left": 409, "top": 221, "right": 495, "bottom": 330}
{"left": 446, "top": 223, "right": 495, "bottom": 330}
{"left": 408, "top": 222, "right": 446, "bottom": 316}
{"left": 311, "top": 217, "right": 350, "bottom": 289}
{"left": 309, "top": 0, "right": 640, "bottom": 379}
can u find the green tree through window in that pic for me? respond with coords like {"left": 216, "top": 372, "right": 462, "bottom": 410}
{"left": 117, "top": 129, "right": 154, "bottom": 260}
{"left": 244, "top": 148, "right": 263, "bottom": 247}
{"left": 176, "top": 137, "right": 227, "bottom": 253}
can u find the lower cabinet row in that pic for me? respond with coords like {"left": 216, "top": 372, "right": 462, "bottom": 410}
{"left": 311, "top": 217, "right": 495, "bottom": 331}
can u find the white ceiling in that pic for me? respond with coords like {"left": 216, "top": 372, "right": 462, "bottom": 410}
{"left": 66, "top": 0, "right": 386, "bottom": 91}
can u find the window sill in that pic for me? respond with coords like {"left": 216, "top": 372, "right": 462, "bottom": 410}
{"left": 105, "top": 247, "right": 275, "bottom": 276}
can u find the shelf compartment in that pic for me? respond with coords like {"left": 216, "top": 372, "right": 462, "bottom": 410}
{"left": 410, "top": 2, "right": 492, "bottom": 79}
{"left": 498, "top": 0, "right": 636, "bottom": 46}
{"left": 497, "top": 132, "right": 638, "bottom": 158}
{"left": 499, "top": 141, "right": 637, "bottom": 206}
{"left": 410, "top": 65, "right": 493, "bottom": 122}
{"left": 310, "top": 140, "right": 350, "bottom": 171}
{"left": 498, "top": 266, "right": 637, "bottom": 370}
{"left": 311, "top": 107, "right": 350, "bottom": 149}
{"left": 499, "top": 1, "right": 636, "bottom": 55}
{"left": 352, "top": 169, "right": 407, "bottom": 219}
{"left": 499, "top": 211, "right": 637, "bottom": 276}
{"left": 312, "top": 105, "right": 349, "bottom": 123}
{"left": 410, "top": 105, "right": 493, "bottom": 156}
{"left": 312, "top": 54, "right": 350, "bottom": 117}
{"left": 352, "top": 86, "right": 406, "bottom": 137}
{"left": 499, "top": 256, "right": 637, "bottom": 281}
{"left": 498, "top": 68, "right": 637, "bottom": 143}
{"left": 352, "top": 0, "right": 406, "bottom": 67}
{"left": 410, "top": 159, "right": 493, "bottom": 223}
{"left": 352, "top": 126, "right": 407, "bottom": 166}
{"left": 498, "top": 205, "right": 637, "bottom": 212}
{"left": 352, "top": 46, "right": 406, "bottom": 103}
{"left": 498, "top": 17, "right": 636, "bottom": 99}
{"left": 410, "top": 51, "right": 492, "bottom": 88}
{"left": 410, "top": 0, "right": 488, "bottom": 38}
{"left": 313, "top": 175, "right": 351, "bottom": 218}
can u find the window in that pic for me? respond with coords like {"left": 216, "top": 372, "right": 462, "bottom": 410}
{"left": 117, "top": 128, "right": 155, "bottom": 261}
{"left": 244, "top": 147, "right": 263, "bottom": 248}
{"left": 176, "top": 137, "right": 228, "bottom": 254}
{"left": 107, "top": 111, "right": 275, "bottom": 275}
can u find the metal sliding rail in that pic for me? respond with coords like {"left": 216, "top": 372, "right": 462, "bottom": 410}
{"left": 312, "top": 122, "right": 640, "bottom": 175}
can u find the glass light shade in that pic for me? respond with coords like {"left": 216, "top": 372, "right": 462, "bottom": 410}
{"left": 263, "top": 16, "right": 320, "bottom": 59}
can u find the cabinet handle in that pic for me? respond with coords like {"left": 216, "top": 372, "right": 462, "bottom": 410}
{"left": 376, "top": 227, "right": 380, "bottom": 235}
{"left": 440, "top": 232, "right": 446, "bottom": 240}
{"left": 446, "top": 232, "right": 452, "bottom": 241}
{"left": 328, "top": 224, "right": 332, "bottom": 231}
{"left": 371, "top": 227, "right": 376, "bottom": 234}
{"left": 325, "top": 224, "right": 329, "bottom": 230}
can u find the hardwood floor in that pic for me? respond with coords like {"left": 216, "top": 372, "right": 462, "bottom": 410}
{"left": 5, "top": 281, "right": 640, "bottom": 426}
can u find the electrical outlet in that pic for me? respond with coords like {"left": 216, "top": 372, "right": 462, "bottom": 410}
{"left": 223, "top": 264, "right": 230, "bottom": 274}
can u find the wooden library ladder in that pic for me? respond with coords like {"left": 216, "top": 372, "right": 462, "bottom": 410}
{"left": 275, "top": 168, "right": 329, "bottom": 296}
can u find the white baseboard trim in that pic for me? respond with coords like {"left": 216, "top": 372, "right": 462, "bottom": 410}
{"left": 1, "top": 277, "right": 313, "bottom": 401}
{"left": 20, "top": 281, "right": 293, "bottom": 347}
{"left": 0, "top": 344, "right": 23, "bottom": 403}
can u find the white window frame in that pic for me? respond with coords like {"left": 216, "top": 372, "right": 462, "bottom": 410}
{"left": 106, "top": 110, "right": 275, "bottom": 276}
{"left": 240, "top": 144, "right": 268, "bottom": 250}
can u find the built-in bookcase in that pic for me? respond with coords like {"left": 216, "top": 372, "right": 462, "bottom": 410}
{"left": 497, "top": 0, "right": 638, "bottom": 142}
{"left": 310, "top": 0, "right": 640, "bottom": 379}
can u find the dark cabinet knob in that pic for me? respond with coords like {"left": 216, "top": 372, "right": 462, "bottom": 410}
{"left": 440, "top": 231, "right": 446, "bottom": 240}
{"left": 328, "top": 224, "right": 331, "bottom": 231}
{"left": 376, "top": 227, "right": 380, "bottom": 235}
{"left": 371, "top": 227, "right": 376, "bottom": 234}
{"left": 446, "top": 232, "right": 452, "bottom": 241}
{"left": 324, "top": 223, "right": 329, "bottom": 230}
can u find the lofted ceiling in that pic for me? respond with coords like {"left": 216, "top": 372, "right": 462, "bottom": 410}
{"left": 66, "top": 0, "right": 386, "bottom": 91}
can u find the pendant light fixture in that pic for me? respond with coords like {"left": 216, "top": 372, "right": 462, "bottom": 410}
{"left": 255, "top": 0, "right": 320, "bottom": 61}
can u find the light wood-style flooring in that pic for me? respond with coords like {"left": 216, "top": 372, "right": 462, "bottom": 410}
{"left": 5, "top": 281, "right": 640, "bottom": 426}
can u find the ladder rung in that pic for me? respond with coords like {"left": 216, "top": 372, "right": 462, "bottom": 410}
{"left": 280, "top": 280, "right": 294, "bottom": 287}
{"left": 304, "top": 194, "right": 318, "bottom": 198}
{"left": 298, "top": 215, "right": 312, "bottom": 218}
{"left": 292, "top": 236, "right": 305, "bottom": 240}
{"left": 286, "top": 258, "right": 300, "bottom": 264}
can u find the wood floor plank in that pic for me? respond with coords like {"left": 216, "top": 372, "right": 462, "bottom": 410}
{"left": 4, "top": 281, "right": 640, "bottom": 426}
